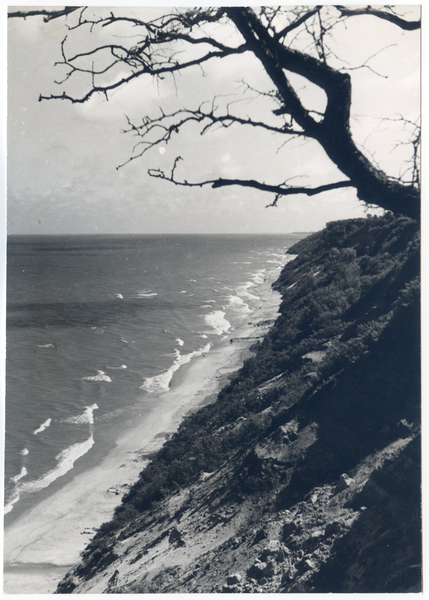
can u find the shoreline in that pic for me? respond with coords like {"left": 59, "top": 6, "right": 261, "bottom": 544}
{"left": 3, "top": 264, "right": 286, "bottom": 594}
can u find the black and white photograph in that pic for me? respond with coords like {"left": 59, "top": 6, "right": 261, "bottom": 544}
{"left": 4, "top": 5, "right": 421, "bottom": 594}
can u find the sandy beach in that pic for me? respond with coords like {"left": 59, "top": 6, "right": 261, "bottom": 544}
{"left": 3, "top": 267, "right": 284, "bottom": 594}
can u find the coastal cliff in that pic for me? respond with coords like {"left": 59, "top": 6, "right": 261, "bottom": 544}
{"left": 56, "top": 213, "right": 421, "bottom": 594}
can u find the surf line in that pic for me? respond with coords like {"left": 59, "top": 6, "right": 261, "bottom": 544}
{"left": 5, "top": 404, "right": 100, "bottom": 515}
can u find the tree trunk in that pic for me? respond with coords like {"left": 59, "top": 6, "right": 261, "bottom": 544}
{"left": 228, "top": 7, "right": 420, "bottom": 221}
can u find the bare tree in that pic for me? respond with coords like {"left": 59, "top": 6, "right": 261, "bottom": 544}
{"left": 9, "top": 6, "right": 421, "bottom": 220}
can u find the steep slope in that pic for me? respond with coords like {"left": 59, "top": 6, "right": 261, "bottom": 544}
{"left": 57, "top": 213, "right": 421, "bottom": 594}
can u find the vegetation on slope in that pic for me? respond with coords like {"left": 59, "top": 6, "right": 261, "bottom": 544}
{"left": 61, "top": 213, "right": 420, "bottom": 592}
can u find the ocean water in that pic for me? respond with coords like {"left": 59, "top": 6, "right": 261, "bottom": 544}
{"left": 5, "top": 234, "right": 300, "bottom": 522}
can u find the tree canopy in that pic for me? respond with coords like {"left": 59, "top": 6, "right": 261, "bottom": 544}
{"left": 9, "top": 5, "right": 421, "bottom": 221}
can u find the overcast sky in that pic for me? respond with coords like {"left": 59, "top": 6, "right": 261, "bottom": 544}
{"left": 6, "top": 5, "right": 420, "bottom": 235}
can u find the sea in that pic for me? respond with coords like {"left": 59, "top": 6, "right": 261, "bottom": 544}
{"left": 4, "top": 234, "right": 301, "bottom": 524}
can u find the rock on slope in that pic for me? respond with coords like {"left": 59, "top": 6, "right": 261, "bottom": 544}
{"left": 57, "top": 214, "right": 421, "bottom": 594}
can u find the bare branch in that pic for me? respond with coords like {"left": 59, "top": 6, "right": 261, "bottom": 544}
{"left": 39, "top": 43, "right": 248, "bottom": 104}
{"left": 386, "top": 116, "right": 421, "bottom": 189}
{"left": 340, "top": 43, "right": 398, "bottom": 79}
{"left": 117, "top": 104, "right": 306, "bottom": 169}
{"left": 8, "top": 6, "right": 82, "bottom": 22}
{"left": 147, "top": 160, "right": 353, "bottom": 200}
{"left": 275, "top": 6, "right": 322, "bottom": 40}
{"left": 336, "top": 6, "right": 421, "bottom": 31}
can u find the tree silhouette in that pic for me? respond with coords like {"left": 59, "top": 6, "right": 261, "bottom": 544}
{"left": 9, "top": 6, "right": 421, "bottom": 220}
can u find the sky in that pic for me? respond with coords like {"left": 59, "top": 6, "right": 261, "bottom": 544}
{"left": 5, "top": 4, "right": 421, "bottom": 235}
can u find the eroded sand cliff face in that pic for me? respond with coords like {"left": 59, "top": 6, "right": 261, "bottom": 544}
{"left": 57, "top": 214, "right": 421, "bottom": 594}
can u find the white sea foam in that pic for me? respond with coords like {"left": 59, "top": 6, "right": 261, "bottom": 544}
{"left": 12, "top": 467, "right": 28, "bottom": 484}
{"left": 4, "top": 490, "right": 20, "bottom": 514}
{"left": 20, "top": 448, "right": 29, "bottom": 456}
{"left": 107, "top": 364, "right": 127, "bottom": 370}
{"left": 4, "top": 468, "right": 28, "bottom": 514}
{"left": 83, "top": 370, "right": 112, "bottom": 383}
{"left": 33, "top": 418, "right": 52, "bottom": 435}
{"left": 141, "top": 343, "right": 211, "bottom": 393}
{"left": 137, "top": 289, "right": 157, "bottom": 298}
{"left": 64, "top": 403, "right": 99, "bottom": 425}
{"left": 116, "top": 293, "right": 124, "bottom": 299}
{"left": 204, "top": 310, "right": 231, "bottom": 335}
{"left": 6, "top": 434, "right": 97, "bottom": 513}
{"left": 179, "top": 290, "right": 187, "bottom": 294}
{"left": 252, "top": 270, "right": 266, "bottom": 285}
{"left": 239, "top": 281, "right": 260, "bottom": 301}
{"left": 19, "top": 434, "right": 95, "bottom": 496}
{"left": 176, "top": 338, "right": 185, "bottom": 346}
{"left": 228, "top": 295, "right": 251, "bottom": 313}
{"left": 140, "top": 370, "right": 173, "bottom": 394}
{"left": 38, "top": 343, "right": 54, "bottom": 348}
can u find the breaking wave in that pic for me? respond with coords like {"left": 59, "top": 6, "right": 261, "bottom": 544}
{"left": 11, "top": 466, "right": 28, "bottom": 484}
{"left": 137, "top": 289, "right": 157, "bottom": 298}
{"left": 5, "top": 433, "right": 95, "bottom": 514}
{"left": 34, "top": 418, "right": 52, "bottom": 435}
{"left": 83, "top": 370, "right": 112, "bottom": 383}
{"left": 204, "top": 310, "right": 231, "bottom": 335}
{"left": 23, "top": 435, "right": 95, "bottom": 494}
{"left": 141, "top": 343, "right": 211, "bottom": 393}
{"left": 227, "top": 294, "right": 252, "bottom": 314}
{"left": 64, "top": 404, "right": 99, "bottom": 425}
